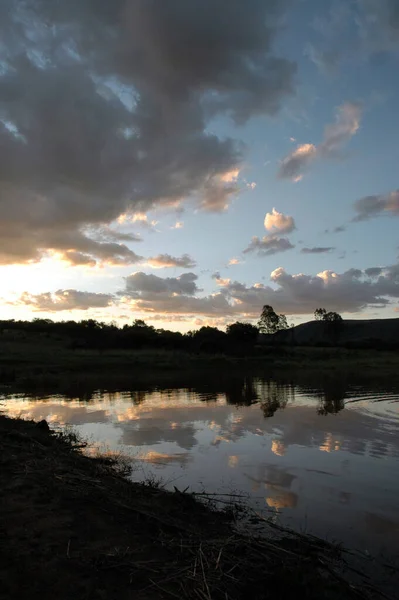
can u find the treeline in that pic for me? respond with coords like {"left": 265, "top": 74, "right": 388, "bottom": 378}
{"left": 0, "top": 305, "right": 345, "bottom": 354}
{"left": 1, "top": 310, "right": 397, "bottom": 353}
{"left": 0, "top": 318, "right": 260, "bottom": 354}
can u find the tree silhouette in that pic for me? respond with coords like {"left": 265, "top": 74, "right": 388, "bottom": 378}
{"left": 226, "top": 321, "right": 259, "bottom": 344}
{"left": 314, "top": 308, "right": 342, "bottom": 322}
{"left": 314, "top": 308, "right": 327, "bottom": 321}
{"left": 258, "top": 305, "right": 288, "bottom": 334}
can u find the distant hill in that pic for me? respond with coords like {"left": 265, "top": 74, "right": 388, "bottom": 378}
{"left": 259, "top": 318, "right": 399, "bottom": 349}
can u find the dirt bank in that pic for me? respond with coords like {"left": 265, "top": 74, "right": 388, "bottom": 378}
{"left": 0, "top": 415, "right": 389, "bottom": 600}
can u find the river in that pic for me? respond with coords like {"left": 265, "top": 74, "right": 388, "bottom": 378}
{"left": 2, "top": 375, "right": 399, "bottom": 555}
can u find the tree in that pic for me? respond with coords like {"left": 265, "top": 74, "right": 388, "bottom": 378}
{"left": 121, "top": 319, "right": 157, "bottom": 349}
{"left": 80, "top": 319, "right": 102, "bottom": 329}
{"left": 314, "top": 308, "right": 343, "bottom": 344}
{"left": 191, "top": 326, "right": 227, "bottom": 353}
{"left": 258, "top": 305, "right": 288, "bottom": 334}
{"left": 314, "top": 308, "right": 342, "bottom": 323}
{"left": 226, "top": 321, "right": 259, "bottom": 344}
{"left": 278, "top": 314, "right": 289, "bottom": 331}
{"left": 324, "top": 311, "right": 342, "bottom": 323}
{"left": 131, "top": 319, "right": 146, "bottom": 328}
{"left": 314, "top": 308, "right": 327, "bottom": 321}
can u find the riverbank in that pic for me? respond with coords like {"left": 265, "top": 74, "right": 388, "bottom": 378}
{"left": 1, "top": 336, "right": 399, "bottom": 394}
{"left": 0, "top": 415, "right": 388, "bottom": 600}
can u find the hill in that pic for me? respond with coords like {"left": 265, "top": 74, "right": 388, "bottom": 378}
{"left": 261, "top": 318, "right": 399, "bottom": 349}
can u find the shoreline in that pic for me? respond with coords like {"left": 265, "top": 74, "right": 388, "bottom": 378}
{"left": 0, "top": 414, "right": 392, "bottom": 600}
{"left": 2, "top": 343, "right": 399, "bottom": 395}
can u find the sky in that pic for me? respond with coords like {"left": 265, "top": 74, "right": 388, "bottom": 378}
{"left": 1, "top": 0, "right": 399, "bottom": 331}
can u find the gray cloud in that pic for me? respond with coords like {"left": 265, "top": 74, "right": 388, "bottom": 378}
{"left": 124, "top": 272, "right": 199, "bottom": 296}
{"left": 353, "top": 190, "right": 399, "bottom": 221}
{"left": 278, "top": 102, "right": 362, "bottom": 180}
{"left": 125, "top": 290, "right": 235, "bottom": 318}
{"left": 62, "top": 252, "right": 96, "bottom": 268}
{"left": 211, "top": 272, "right": 231, "bottom": 287}
{"left": 128, "top": 214, "right": 159, "bottom": 232}
{"left": 277, "top": 143, "right": 317, "bottom": 181}
{"left": 198, "top": 178, "right": 240, "bottom": 213}
{"left": 147, "top": 253, "right": 197, "bottom": 269}
{"left": 93, "top": 227, "right": 142, "bottom": 243}
{"left": 372, "top": 0, "right": 399, "bottom": 43}
{"left": 121, "top": 0, "right": 296, "bottom": 124}
{"left": 243, "top": 235, "right": 295, "bottom": 256}
{"left": 301, "top": 247, "right": 334, "bottom": 254}
{"left": 324, "top": 225, "right": 346, "bottom": 234}
{"left": 17, "top": 289, "right": 114, "bottom": 312}
{"left": 365, "top": 267, "right": 383, "bottom": 278}
{"left": 119, "top": 263, "right": 399, "bottom": 318}
{"left": 221, "top": 265, "right": 399, "bottom": 315}
{"left": 0, "top": 223, "right": 144, "bottom": 266}
{"left": 306, "top": 0, "right": 399, "bottom": 73}
{"left": 0, "top": 0, "right": 296, "bottom": 265}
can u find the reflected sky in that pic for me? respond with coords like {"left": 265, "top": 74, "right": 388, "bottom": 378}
{"left": 1, "top": 377, "right": 399, "bottom": 554}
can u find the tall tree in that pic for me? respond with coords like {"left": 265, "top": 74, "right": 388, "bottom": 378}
{"left": 258, "top": 305, "right": 288, "bottom": 334}
{"left": 314, "top": 308, "right": 342, "bottom": 322}
{"left": 324, "top": 311, "right": 342, "bottom": 322}
{"left": 314, "top": 308, "right": 327, "bottom": 321}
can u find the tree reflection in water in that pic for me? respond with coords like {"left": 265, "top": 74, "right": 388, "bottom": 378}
{"left": 225, "top": 377, "right": 259, "bottom": 406}
{"left": 258, "top": 381, "right": 292, "bottom": 418}
{"left": 25, "top": 372, "right": 378, "bottom": 421}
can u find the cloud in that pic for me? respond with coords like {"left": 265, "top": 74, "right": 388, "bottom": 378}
{"left": 121, "top": 272, "right": 236, "bottom": 318}
{"left": 324, "top": 225, "right": 346, "bottom": 234}
{"left": 0, "top": 0, "right": 296, "bottom": 266}
{"left": 301, "top": 247, "right": 334, "bottom": 254}
{"left": 306, "top": 1, "right": 399, "bottom": 73}
{"left": 171, "top": 221, "right": 184, "bottom": 230}
{"left": 119, "top": 263, "right": 399, "bottom": 319}
{"left": 353, "top": 190, "right": 399, "bottom": 221}
{"left": 260, "top": 264, "right": 399, "bottom": 313}
{"left": 118, "top": 213, "right": 158, "bottom": 231}
{"left": 124, "top": 272, "right": 199, "bottom": 296}
{"left": 228, "top": 258, "right": 241, "bottom": 265}
{"left": 246, "top": 182, "right": 257, "bottom": 190}
{"left": 94, "top": 227, "right": 141, "bottom": 243}
{"left": 220, "top": 169, "right": 240, "bottom": 183}
{"left": 359, "top": 0, "right": 399, "bottom": 48}
{"left": 123, "top": 290, "right": 234, "bottom": 319}
{"left": 321, "top": 102, "right": 362, "bottom": 154}
{"left": 278, "top": 144, "right": 317, "bottom": 180}
{"left": 243, "top": 235, "right": 295, "bottom": 256}
{"left": 17, "top": 290, "right": 114, "bottom": 312}
{"left": 264, "top": 207, "right": 296, "bottom": 234}
{"left": 212, "top": 272, "right": 231, "bottom": 287}
{"left": 278, "top": 103, "right": 362, "bottom": 180}
{"left": 61, "top": 252, "right": 96, "bottom": 267}
{"left": 365, "top": 267, "right": 383, "bottom": 277}
{"left": 47, "top": 232, "right": 144, "bottom": 267}
{"left": 198, "top": 173, "right": 241, "bottom": 212}
{"left": 146, "top": 253, "right": 196, "bottom": 269}
{"left": 223, "top": 264, "right": 399, "bottom": 314}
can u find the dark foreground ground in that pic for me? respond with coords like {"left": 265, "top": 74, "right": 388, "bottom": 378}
{"left": 0, "top": 415, "right": 395, "bottom": 600}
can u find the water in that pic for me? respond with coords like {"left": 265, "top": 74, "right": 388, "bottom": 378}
{"left": 2, "top": 376, "right": 399, "bottom": 555}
